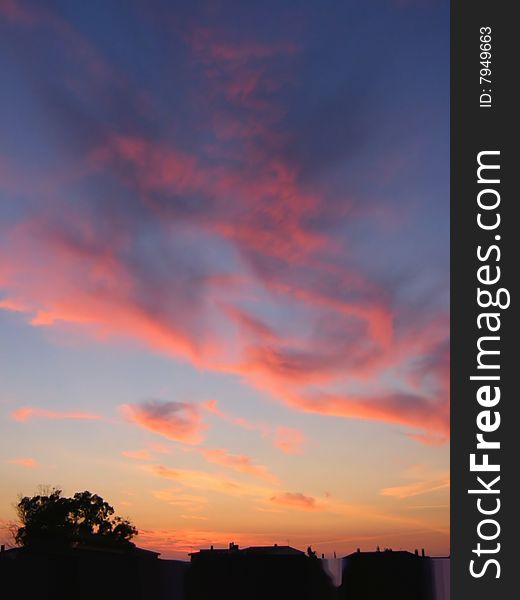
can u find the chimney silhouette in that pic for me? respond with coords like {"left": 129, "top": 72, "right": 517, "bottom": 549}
{"left": 421, "top": 548, "right": 425, "bottom": 557}
{"left": 415, "top": 549, "right": 419, "bottom": 556}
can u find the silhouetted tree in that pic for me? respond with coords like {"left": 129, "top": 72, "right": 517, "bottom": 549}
{"left": 15, "top": 488, "right": 137, "bottom": 548}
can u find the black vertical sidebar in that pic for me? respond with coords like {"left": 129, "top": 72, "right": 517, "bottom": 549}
{"left": 451, "top": 2, "right": 518, "bottom": 599}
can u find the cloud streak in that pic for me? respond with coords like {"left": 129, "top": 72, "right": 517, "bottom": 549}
{"left": 11, "top": 406, "right": 102, "bottom": 422}
{"left": 273, "top": 426, "right": 305, "bottom": 455}
{"left": 121, "top": 400, "right": 205, "bottom": 444}
{"left": 199, "top": 448, "right": 277, "bottom": 482}
{"left": 270, "top": 492, "right": 317, "bottom": 511}
{"left": 6, "top": 457, "right": 37, "bottom": 468}
{"left": 201, "top": 400, "right": 305, "bottom": 454}
{"left": 380, "top": 466, "right": 450, "bottom": 499}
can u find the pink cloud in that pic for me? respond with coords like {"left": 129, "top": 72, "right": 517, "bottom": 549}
{"left": 96, "top": 132, "right": 326, "bottom": 264}
{"left": 202, "top": 402, "right": 306, "bottom": 455}
{"left": 201, "top": 400, "right": 269, "bottom": 436}
{"left": 0, "top": 297, "right": 28, "bottom": 312}
{"left": 7, "top": 457, "right": 37, "bottom": 468}
{"left": 270, "top": 492, "right": 317, "bottom": 511}
{"left": 184, "top": 26, "right": 299, "bottom": 112}
{"left": 199, "top": 448, "right": 277, "bottom": 482}
{"left": 273, "top": 426, "right": 304, "bottom": 454}
{"left": 185, "top": 27, "right": 298, "bottom": 64}
{"left": 289, "top": 389, "right": 448, "bottom": 443}
{"left": 223, "top": 305, "right": 277, "bottom": 342}
{"left": 149, "top": 442, "right": 173, "bottom": 454}
{"left": 201, "top": 399, "right": 226, "bottom": 418}
{"left": 239, "top": 318, "right": 449, "bottom": 442}
{"left": 0, "top": 215, "right": 223, "bottom": 365}
{"left": 121, "top": 443, "right": 173, "bottom": 461}
{"left": 148, "top": 465, "right": 274, "bottom": 499}
{"left": 121, "top": 449, "right": 153, "bottom": 460}
{"left": 121, "top": 400, "right": 205, "bottom": 445}
{"left": 11, "top": 406, "right": 102, "bottom": 422}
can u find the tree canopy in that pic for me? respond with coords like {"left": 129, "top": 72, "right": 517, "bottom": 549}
{"left": 15, "top": 488, "right": 137, "bottom": 548}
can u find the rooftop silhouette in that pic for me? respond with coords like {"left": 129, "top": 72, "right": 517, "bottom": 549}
{"left": 1, "top": 539, "right": 450, "bottom": 600}
{"left": 185, "top": 542, "right": 335, "bottom": 600}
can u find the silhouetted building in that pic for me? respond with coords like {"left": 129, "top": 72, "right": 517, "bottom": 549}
{"left": 338, "top": 548, "right": 444, "bottom": 600}
{"left": 186, "top": 543, "right": 336, "bottom": 600}
{"left": 1, "top": 540, "right": 450, "bottom": 599}
{"left": 243, "top": 544, "right": 307, "bottom": 557}
{"left": 0, "top": 542, "right": 187, "bottom": 600}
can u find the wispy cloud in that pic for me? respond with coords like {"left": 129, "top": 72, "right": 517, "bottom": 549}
{"left": 273, "top": 426, "right": 305, "bottom": 454}
{"left": 201, "top": 400, "right": 304, "bottom": 455}
{"left": 380, "top": 466, "right": 450, "bottom": 499}
{"left": 270, "top": 492, "right": 317, "bottom": 511}
{"left": 121, "top": 400, "right": 205, "bottom": 444}
{"left": 381, "top": 480, "right": 450, "bottom": 499}
{"left": 11, "top": 406, "right": 101, "bottom": 422}
{"left": 121, "top": 449, "right": 153, "bottom": 460}
{"left": 121, "top": 443, "right": 173, "bottom": 461}
{"left": 6, "top": 457, "right": 37, "bottom": 468}
{"left": 201, "top": 400, "right": 269, "bottom": 436}
{"left": 147, "top": 465, "right": 273, "bottom": 499}
{"left": 153, "top": 488, "right": 208, "bottom": 512}
{"left": 199, "top": 448, "right": 277, "bottom": 482}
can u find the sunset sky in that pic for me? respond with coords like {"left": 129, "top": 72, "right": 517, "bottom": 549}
{"left": 0, "top": 0, "right": 449, "bottom": 559}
